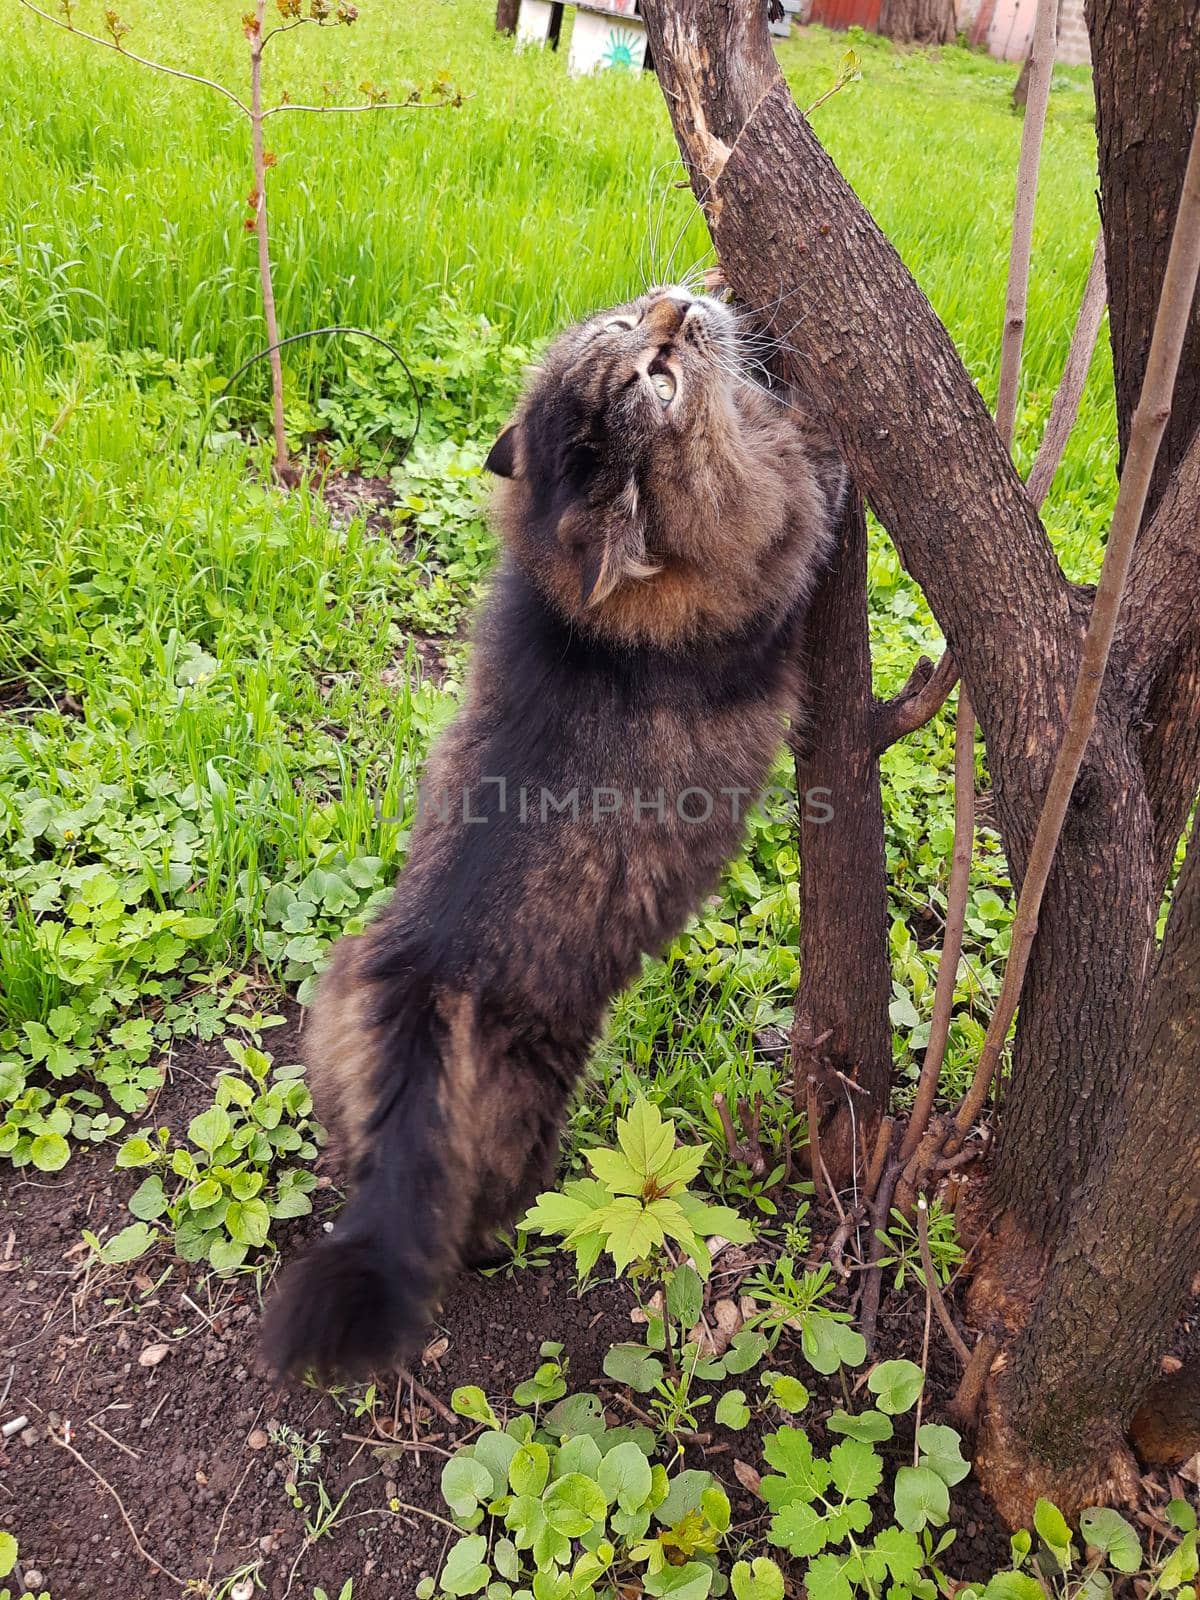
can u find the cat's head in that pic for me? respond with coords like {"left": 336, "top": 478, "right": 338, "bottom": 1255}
{"left": 486, "top": 286, "right": 837, "bottom": 643}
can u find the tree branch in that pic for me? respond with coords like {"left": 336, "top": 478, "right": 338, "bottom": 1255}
{"left": 18, "top": 0, "right": 251, "bottom": 116}
{"left": 953, "top": 115, "right": 1200, "bottom": 1139}
{"left": 995, "top": 0, "right": 1060, "bottom": 448}
{"left": 873, "top": 650, "right": 960, "bottom": 754}
{"left": 1025, "top": 231, "right": 1108, "bottom": 508}
{"left": 639, "top": 0, "right": 1079, "bottom": 882}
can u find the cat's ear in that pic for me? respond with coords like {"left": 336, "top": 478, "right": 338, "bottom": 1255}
{"left": 485, "top": 424, "right": 519, "bottom": 478}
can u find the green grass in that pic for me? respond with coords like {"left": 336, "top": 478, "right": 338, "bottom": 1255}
{"left": 0, "top": 2, "right": 1115, "bottom": 1205}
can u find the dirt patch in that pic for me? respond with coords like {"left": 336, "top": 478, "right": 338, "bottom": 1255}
{"left": 31, "top": 1003, "right": 1190, "bottom": 1595}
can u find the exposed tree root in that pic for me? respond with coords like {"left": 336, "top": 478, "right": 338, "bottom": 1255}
{"left": 975, "top": 1376, "right": 1142, "bottom": 1527}
{"left": 1130, "top": 1358, "right": 1200, "bottom": 1468}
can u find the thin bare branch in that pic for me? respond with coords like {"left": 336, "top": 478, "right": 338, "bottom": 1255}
{"left": 995, "top": 0, "right": 1060, "bottom": 446}
{"left": 953, "top": 114, "right": 1200, "bottom": 1141}
{"left": 917, "top": 1196, "right": 971, "bottom": 1365}
{"left": 897, "top": 690, "right": 976, "bottom": 1168}
{"left": 250, "top": 0, "right": 289, "bottom": 479}
{"left": 1026, "top": 232, "right": 1108, "bottom": 508}
{"left": 17, "top": 0, "right": 251, "bottom": 116}
{"left": 873, "top": 650, "right": 960, "bottom": 753}
{"left": 262, "top": 95, "right": 460, "bottom": 118}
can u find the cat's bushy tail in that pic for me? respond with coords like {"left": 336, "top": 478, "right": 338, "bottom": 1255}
{"left": 261, "top": 993, "right": 457, "bottom": 1379}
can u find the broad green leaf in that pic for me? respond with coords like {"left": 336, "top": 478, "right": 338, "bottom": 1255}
{"left": 128, "top": 1173, "right": 169, "bottom": 1220}
{"left": 1079, "top": 1508, "right": 1142, "bottom": 1573}
{"left": 829, "top": 1438, "right": 883, "bottom": 1500}
{"left": 553, "top": 1432, "right": 602, "bottom": 1481}
{"left": 872, "top": 1526, "right": 924, "bottom": 1584}
{"left": 494, "top": 1539, "right": 520, "bottom": 1582}
{"left": 442, "top": 1534, "right": 490, "bottom": 1597}
{"left": 1160, "top": 1532, "right": 1199, "bottom": 1591}
{"left": 208, "top": 1235, "right": 247, "bottom": 1273}
{"left": 722, "top": 1329, "right": 769, "bottom": 1374}
{"left": 666, "top": 1264, "right": 703, "bottom": 1327}
{"left": 802, "top": 1313, "right": 867, "bottom": 1375}
{"left": 643, "top": 1562, "right": 713, "bottom": 1600}
{"left": 1168, "top": 1502, "right": 1198, "bottom": 1534}
{"left": 542, "top": 1472, "right": 606, "bottom": 1536}
{"left": 509, "top": 1441, "right": 550, "bottom": 1498}
{"left": 603, "top": 1342, "right": 664, "bottom": 1394}
{"left": 188, "top": 1177, "right": 223, "bottom": 1211}
{"left": 451, "top": 1386, "right": 498, "bottom": 1429}
{"left": 730, "top": 1557, "right": 784, "bottom": 1600}
{"left": 982, "top": 1573, "right": 1051, "bottom": 1600}
{"left": 868, "top": 1359, "right": 925, "bottom": 1415}
{"left": 769, "top": 1498, "right": 831, "bottom": 1558}
{"left": 116, "top": 1136, "right": 157, "bottom": 1168}
{"left": 916, "top": 1423, "right": 970, "bottom": 1486}
{"left": 31, "top": 1131, "right": 69, "bottom": 1171}
{"left": 805, "top": 1552, "right": 856, "bottom": 1600}
{"left": 599, "top": 1440, "right": 652, "bottom": 1513}
{"left": 442, "top": 1455, "right": 494, "bottom": 1519}
{"left": 762, "top": 1372, "right": 810, "bottom": 1414}
{"left": 1034, "top": 1498, "right": 1074, "bottom": 1561}
{"left": 894, "top": 1465, "right": 950, "bottom": 1532}
{"left": 616, "top": 1098, "right": 676, "bottom": 1184}
{"left": 512, "top": 1360, "right": 566, "bottom": 1406}
{"left": 543, "top": 1392, "right": 606, "bottom": 1438}
{"left": 520, "top": 1179, "right": 614, "bottom": 1244}
{"left": 0, "top": 1532, "right": 16, "bottom": 1580}
{"left": 653, "top": 1469, "right": 713, "bottom": 1527}
{"left": 715, "top": 1389, "right": 750, "bottom": 1430}
{"left": 225, "top": 1196, "right": 270, "bottom": 1248}
{"left": 827, "top": 1408, "right": 894, "bottom": 1443}
{"left": 187, "top": 1105, "right": 230, "bottom": 1154}
{"left": 761, "top": 1427, "right": 832, "bottom": 1508}
{"left": 701, "top": 1485, "right": 731, "bottom": 1533}
{"left": 94, "top": 1220, "right": 156, "bottom": 1263}
{"left": 587, "top": 1145, "right": 645, "bottom": 1197}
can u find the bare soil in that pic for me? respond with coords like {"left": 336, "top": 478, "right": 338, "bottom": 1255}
{"left": 4, "top": 1000, "right": 1146, "bottom": 1600}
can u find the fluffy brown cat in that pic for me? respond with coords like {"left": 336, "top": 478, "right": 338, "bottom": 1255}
{"left": 262, "top": 286, "right": 843, "bottom": 1377}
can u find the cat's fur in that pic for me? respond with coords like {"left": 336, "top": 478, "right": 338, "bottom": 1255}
{"left": 262, "top": 287, "right": 844, "bottom": 1377}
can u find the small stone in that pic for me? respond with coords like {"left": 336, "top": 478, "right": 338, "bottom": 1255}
{"left": 247, "top": 1428, "right": 269, "bottom": 1451}
{"left": 138, "top": 1342, "right": 171, "bottom": 1368}
{"left": 23, "top": 1572, "right": 43, "bottom": 1590}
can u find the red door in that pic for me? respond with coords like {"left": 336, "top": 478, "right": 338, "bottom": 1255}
{"left": 810, "top": 0, "right": 883, "bottom": 29}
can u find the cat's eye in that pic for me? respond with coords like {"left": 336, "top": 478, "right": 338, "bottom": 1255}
{"left": 651, "top": 371, "right": 676, "bottom": 404}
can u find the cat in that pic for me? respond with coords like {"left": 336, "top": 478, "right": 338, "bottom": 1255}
{"left": 262, "top": 286, "right": 845, "bottom": 1377}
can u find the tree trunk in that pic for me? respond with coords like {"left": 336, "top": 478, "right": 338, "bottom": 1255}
{"left": 878, "top": 0, "right": 957, "bottom": 44}
{"left": 495, "top": 0, "right": 520, "bottom": 34}
{"left": 977, "top": 818, "right": 1200, "bottom": 1523}
{"left": 638, "top": 0, "right": 1200, "bottom": 1519}
{"left": 989, "top": 0, "right": 1200, "bottom": 1239}
{"left": 640, "top": 0, "right": 1152, "bottom": 1249}
{"left": 1086, "top": 0, "right": 1200, "bottom": 514}
{"left": 792, "top": 492, "right": 893, "bottom": 1185}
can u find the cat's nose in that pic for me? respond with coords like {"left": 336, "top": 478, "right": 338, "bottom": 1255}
{"left": 643, "top": 295, "right": 689, "bottom": 341}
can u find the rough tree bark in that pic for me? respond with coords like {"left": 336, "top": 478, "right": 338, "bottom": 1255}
{"left": 638, "top": 0, "right": 1200, "bottom": 1518}
{"left": 990, "top": 0, "right": 1200, "bottom": 1230}
{"left": 640, "top": 0, "right": 1156, "bottom": 1248}
{"left": 878, "top": 0, "right": 957, "bottom": 44}
{"left": 791, "top": 493, "right": 893, "bottom": 1182}
{"left": 1086, "top": 0, "right": 1200, "bottom": 511}
{"left": 978, "top": 816, "right": 1200, "bottom": 1521}
{"left": 495, "top": 0, "right": 521, "bottom": 34}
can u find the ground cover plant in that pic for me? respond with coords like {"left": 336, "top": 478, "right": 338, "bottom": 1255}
{"left": 4, "top": 1, "right": 1195, "bottom": 1595}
